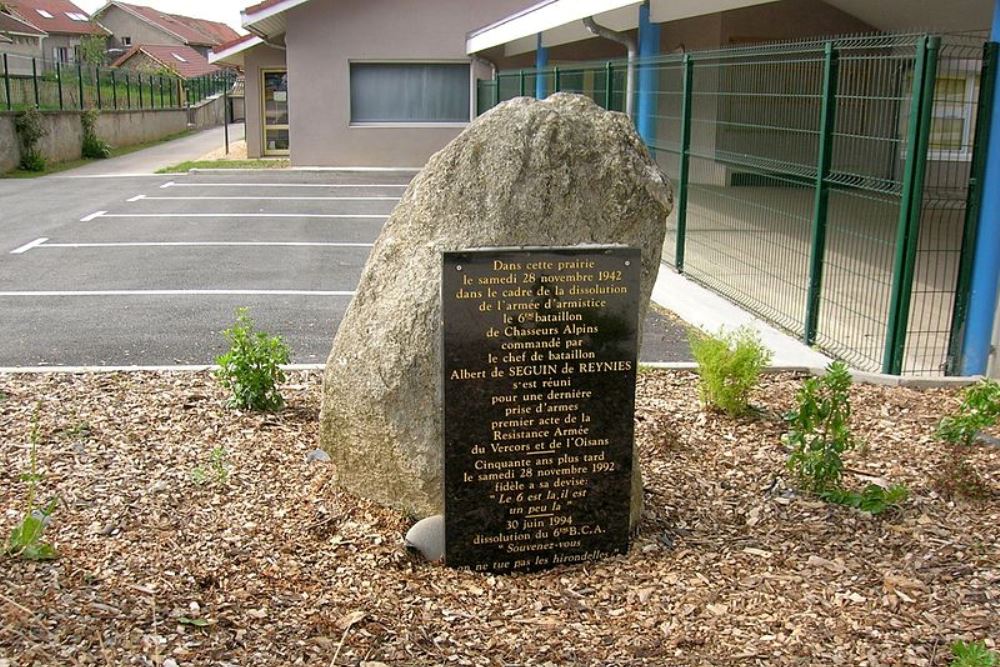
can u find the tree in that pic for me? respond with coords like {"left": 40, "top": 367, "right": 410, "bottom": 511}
{"left": 78, "top": 34, "right": 107, "bottom": 66}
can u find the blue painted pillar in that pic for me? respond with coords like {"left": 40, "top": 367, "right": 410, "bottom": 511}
{"left": 961, "top": 0, "right": 1000, "bottom": 375}
{"left": 637, "top": 1, "right": 660, "bottom": 144}
{"left": 535, "top": 33, "right": 548, "bottom": 99}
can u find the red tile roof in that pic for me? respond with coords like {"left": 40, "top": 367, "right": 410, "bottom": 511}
{"left": 211, "top": 32, "right": 257, "bottom": 54}
{"left": 243, "top": 0, "right": 287, "bottom": 17}
{"left": 4, "top": 0, "right": 108, "bottom": 35}
{"left": 108, "top": 2, "right": 240, "bottom": 47}
{"left": 111, "top": 43, "right": 219, "bottom": 79}
{"left": 0, "top": 10, "right": 48, "bottom": 36}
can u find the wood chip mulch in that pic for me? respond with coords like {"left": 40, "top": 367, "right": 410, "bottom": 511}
{"left": 1, "top": 370, "right": 998, "bottom": 666}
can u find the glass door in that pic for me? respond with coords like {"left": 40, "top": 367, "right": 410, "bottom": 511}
{"left": 262, "top": 69, "right": 290, "bottom": 156}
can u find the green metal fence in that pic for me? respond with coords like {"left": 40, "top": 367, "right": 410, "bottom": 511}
{"left": 0, "top": 53, "right": 232, "bottom": 112}
{"left": 477, "top": 32, "right": 994, "bottom": 376}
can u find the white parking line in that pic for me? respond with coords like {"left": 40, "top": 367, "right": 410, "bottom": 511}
{"left": 93, "top": 213, "right": 389, "bottom": 219}
{"left": 162, "top": 182, "right": 408, "bottom": 189}
{"left": 0, "top": 290, "right": 356, "bottom": 297}
{"left": 159, "top": 181, "right": 175, "bottom": 189}
{"left": 36, "top": 241, "right": 374, "bottom": 248}
{"left": 10, "top": 237, "right": 48, "bottom": 255}
{"left": 137, "top": 195, "right": 400, "bottom": 201}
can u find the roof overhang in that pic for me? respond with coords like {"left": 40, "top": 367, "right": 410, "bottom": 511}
{"left": 209, "top": 34, "right": 264, "bottom": 67}
{"left": 242, "top": 0, "right": 310, "bottom": 40}
{"left": 0, "top": 34, "right": 11, "bottom": 43}
{"left": 467, "top": 0, "right": 782, "bottom": 56}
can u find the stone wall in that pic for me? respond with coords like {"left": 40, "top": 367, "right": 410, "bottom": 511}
{"left": 187, "top": 94, "right": 226, "bottom": 130}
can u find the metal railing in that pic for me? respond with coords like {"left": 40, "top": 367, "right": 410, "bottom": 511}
{"left": 477, "top": 32, "right": 995, "bottom": 376}
{"left": 0, "top": 52, "right": 232, "bottom": 112}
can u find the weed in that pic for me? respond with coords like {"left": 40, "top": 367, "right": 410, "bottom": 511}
{"left": 14, "top": 108, "right": 47, "bottom": 172}
{"left": 81, "top": 109, "right": 111, "bottom": 159}
{"left": 215, "top": 307, "right": 290, "bottom": 411}
{"left": 5, "top": 407, "right": 58, "bottom": 560}
{"left": 951, "top": 640, "right": 998, "bottom": 667}
{"left": 784, "top": 361, "right": 857, "bottom": 493}
{"left": 935, "top": 379, "right": 1000, "bottom": 497}
{"left": 192, "top": 446, "right": 229, "bottom": 486}
{"left": 689, "top": 326, "right": 772, "bottom": 416}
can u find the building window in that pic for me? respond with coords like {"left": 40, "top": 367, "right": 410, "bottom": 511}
{"left": 54, "top": 47, "right": 70, "bottom": 63}
{"left": 122, "top": 36, "right": 132, "bottom": 46}
{"left": 902, "top": 63, "right": 980, "bottom": 162}
{"left": 350, "top": 62, "right": 470, "bottom": 123}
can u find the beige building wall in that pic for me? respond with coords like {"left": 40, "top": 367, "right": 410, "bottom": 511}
{"left": 0, "top": 35, "right": 45, "bottom": 74}
{"left": 282, "top": 0, "right": 529, "bottom": 167}
{"left": 97, "top": 6, "right": 183, "bottom": 51}
{"left": 243, "top": 44, "right": 286, "bottom": 159}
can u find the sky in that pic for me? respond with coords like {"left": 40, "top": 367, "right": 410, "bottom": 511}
{"left": 74, "top": 0, "right": 248, "bottom": 31}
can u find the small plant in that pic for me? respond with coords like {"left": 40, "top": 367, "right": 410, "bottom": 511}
{"left": 215, "top": 308, "right": 290, "bottom": 411}
{"left": 784, "top": 361, "right": 856, "bottom": 493}
{"left": 935, "top": 379, "right": 1000, "bottom": 497}
{"left": 192, "top": 446, "right": 229, "bottom": 485}
{"left": 951, "top": 640, "right": 998, "bottom": 667}
{"left": 689, "top": 326, "right": 772, "bottom": 416}
{"left": 14, "top": 108, "right": 47, "bottom": 172}
{"left": 81, "top": 109, "right": 111, "bottom": 159}
{"left": 820, "top": 483, "right": 909, "bottom": 515}
{"left": 6, "top": 407, "right": 58, "bottom": 561}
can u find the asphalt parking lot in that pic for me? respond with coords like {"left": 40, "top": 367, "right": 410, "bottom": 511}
{"left": 0, "top": 170, "right": 689, "bottom": 367}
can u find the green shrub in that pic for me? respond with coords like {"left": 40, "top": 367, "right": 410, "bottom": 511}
{"left": 81, "top": 108, "right": 111, "bottom": 159}
{"left": 935, "top": 379, "right": 1000, "bottom": 497}
{"left": 784, "top": 361, "right": 856, "bottom": 493}
{"left": 14, "top": 108, "right": 47, "bottom": 172}
{"left": 951, "top": 640, "right": 998, "bottom": 667}
{"left": 215, "top": 308, "right": 290, "bottom": 411}
{"left": 689, "top": 326, "right": 772, "bottom": 416}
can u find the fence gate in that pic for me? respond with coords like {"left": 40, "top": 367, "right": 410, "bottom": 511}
{"left": 478, "top": 32, "right": 995, "bottom": 376}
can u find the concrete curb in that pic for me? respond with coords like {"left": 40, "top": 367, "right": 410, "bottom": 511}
{"left": 186, "top": 167, "right": 421, "bottom": 174}
{"left": 0, "top": 362, "right": 982, "bottom": 389}
{"left": 0, "top": 363, "right": 326, "bottom": 374}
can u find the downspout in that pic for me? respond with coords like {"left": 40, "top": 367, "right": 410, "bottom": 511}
{"left": 582, "top": 16, "right": 635, "bottom": 116}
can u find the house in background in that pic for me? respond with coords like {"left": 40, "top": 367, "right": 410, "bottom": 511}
{"left": 92, "top": 1, "right": 240, "bottom": 58}
{"left": 0, "top": 10, "right": 47, "bottom": 74}
{"left": 111, "top": 43, "right": 218, "bottom": 79}
{"left": 210, "top": 0, "right": 530, "bottom": 162}
{"left": 2, "top": 0, "right": 109, "bottom": 64}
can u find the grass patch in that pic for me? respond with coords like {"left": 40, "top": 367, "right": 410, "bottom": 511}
{"left": 2, "top": 129, "right": 196, "bottom": 179}
{"left": 157, "top": 158, "right": 291, "bottom": 173}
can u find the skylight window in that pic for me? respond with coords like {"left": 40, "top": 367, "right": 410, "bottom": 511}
{"left": 36, "top": 9, "right": 54, "bottom": 18}
{"left": 171, "top": 53, "right": 187, "bottom": 63}
{"left": 66, "top": 12, "right": 89, "bottom": 21}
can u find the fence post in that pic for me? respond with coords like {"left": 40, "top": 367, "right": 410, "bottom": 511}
{"left": 2, "top": 54, "right": 10, "bottom": 111}
{"left": 159, "top": 76, "right": 165, "bottom": 108}
{"left": 138, "top": 73, "right": 144, "bottom": 109}
{"left": 493, "top": 71, "right": 500, "bottom": 107}
{"left": 95, "top": 66, "right": 102, "bottom": 109}
{"left": 947, "top": 40, "right": 999, "bottom": 374}
{"left": 554, "top": 66, "right": 561, "bottom": 93}
{"left": 150, "top": 75, "right": 155, "bottom": 108}
{"left": 804, "top": 42, "right": 840, "bottom": 346}
{"left": 125, "top": 72, "right": 131, "bottom": 108}
{"left": 111, "top": 69, "right": 117, "bottom": 109}
{"left": 31, "top": 58, "right": 39, "bottom": 108}
{"left": 77, "top": 62, "right": 84, "bottom": 110}
{"left": 56, "top": 61, "right": 64, "bottom": 110}
{"left": 675, "top": 54, "right": 693, "bottom": 271}
{"left": 604, "top": 61, "right": 613, "bottom": 110}
{"left": 519, "top": 69, "right": 525, "bottom": 97}
{"left": 883, "top": 35, "right": 939, "bottom": 374}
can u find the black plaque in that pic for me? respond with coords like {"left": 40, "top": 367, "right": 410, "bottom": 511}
{"left": 442, "top": 246, "right": 640, "bottom": 573}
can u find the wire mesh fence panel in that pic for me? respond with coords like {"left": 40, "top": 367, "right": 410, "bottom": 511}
{"left": 475, "top": 32, "right": 988, "bottom": 375}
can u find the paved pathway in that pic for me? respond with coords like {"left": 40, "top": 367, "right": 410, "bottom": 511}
{"left": 62, "top": 123, "right": 246, "bottom": 177}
